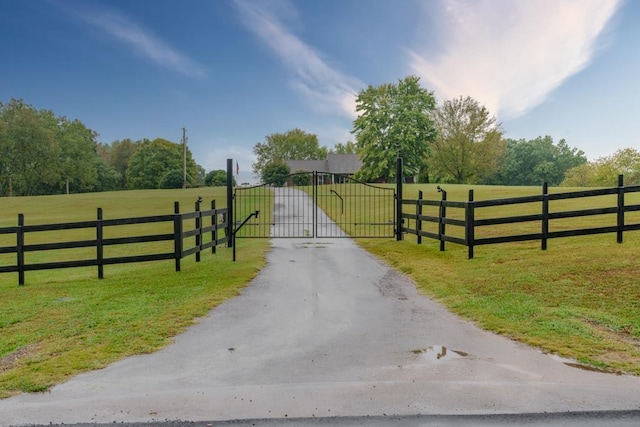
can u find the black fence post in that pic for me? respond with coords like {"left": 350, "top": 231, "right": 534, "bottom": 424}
{"left": 226, "top": 159, "right": 234, "bottom": 248}
{"left": 17, "top": 214, "right": 24, "bottom": 286}
{"left": 416, "top": 190, "right": 423, "bottom": 244}
{"left": 396, "top": 156, "right": 403, "bottom": 241}
{"left": 465, "top": 190, "right": 475, "bottom": 259}
{"left": 617, "top": 174, "right": 624, "bottom": 244}
{"left": 174, "top": 201, "right": 182, "bottom": 272}
{"left": 542, "top": 182, "right": 549, "bottom": 251}
{"left": 195, "top": 198, "right": 202, "bottom": 262}
{"left": 97, "top": 207, "right": 104, "bottom": 279}
{"left": 439, "top": 187, "right": 447, "bottom": 252}
{"left": 211, "top": 200, "right": 217, "bottom": 254}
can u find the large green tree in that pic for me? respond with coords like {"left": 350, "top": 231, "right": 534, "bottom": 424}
{"left": 126, "top": 138, "right": 197, "bottom": 189}
{"left": 205, "top": 169, "right": 235, "bottom": 186}
{"left": 352, "top": 75, "right": 437, "bottom": 182}
{"left": 429, "top": 96, "right": 505, "bottom": 184}
{"left": 492, "top": 136, "right": 586, "bottom": 186}
{"left": 56, "top": 118, "right": 99, "bottom": 194}
{"left": 0, "top": 99, "right": 61, "bottom": 196}
{"left": 252, "top": 129, "right": 327, "bottom": 178}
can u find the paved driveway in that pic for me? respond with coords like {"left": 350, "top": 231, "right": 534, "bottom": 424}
{"left": 2, "top": 189, "right": 640, "bottom": 426}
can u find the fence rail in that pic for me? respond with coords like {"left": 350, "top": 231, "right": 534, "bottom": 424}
{"left": 0, "top": 200, "right": 229, "bottom": 285}
{"left": 401, "top": 175, "right": 640, "bottom": 259}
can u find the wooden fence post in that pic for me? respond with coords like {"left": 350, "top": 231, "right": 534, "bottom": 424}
{"left": 541, "top": 182, "right": 549, "bottom": 251}
{"left": 174, "top": 201, "right": 182, "bottom": 272}
{"left": 417, "top": 190, "right": 423, "bottom": 244}
{"left": 97, "top": 207, "right": 104, "bottom": 279}
{"left": 465, "top": 190, "right": 475, "bottom": 259}
{"left": 17, "top": 214, "right": 24, "bottom": 286}
{"left": 211, "top": 200, "right": 217, "bottom": 254}
{"left": 439, "top": 189, "right": 447, "bottom": 252}
{"left": 617, "top": 174, "right": 624, "bottom": 244}
{"left": 195, "top": 198, "right": 201, "bottom": 263}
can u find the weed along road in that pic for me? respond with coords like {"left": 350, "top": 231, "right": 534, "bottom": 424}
{"left": 2, "top": 191, "right": 640, "bottom": 426}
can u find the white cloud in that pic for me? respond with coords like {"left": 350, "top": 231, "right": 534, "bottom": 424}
{"left": 233, "top": 0, "right": 362, "bottom": 119}
{"left": 409, "top": 0, "right": 622, "bottom": 119}
{"left": 79, "top": 9, "right": 206, "bottom": 79}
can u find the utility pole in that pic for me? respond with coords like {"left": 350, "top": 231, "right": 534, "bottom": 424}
{"left": 182, "top": 127, "right": 187, "bottom": 189}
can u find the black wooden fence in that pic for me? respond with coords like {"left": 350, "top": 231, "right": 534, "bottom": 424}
{"left": 401, "top": 175, "right": 640, "bottom": 259}
{"left": 0, "top": 200, "right": 229, "bottom": 285}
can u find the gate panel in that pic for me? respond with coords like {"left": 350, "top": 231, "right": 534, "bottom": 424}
{"left": 234, "top": 172, "right": 395, "bottom": 238}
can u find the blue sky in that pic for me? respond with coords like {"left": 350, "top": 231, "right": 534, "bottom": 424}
{"left": 1, "top": 0, "right": 637, "bottom": 184}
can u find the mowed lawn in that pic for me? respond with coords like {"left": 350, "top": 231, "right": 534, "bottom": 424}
{"left": 0, "top": 183, "right": 639, "bottom": 399}
{"left": 0, "top": 188, "right": 269, "bottom": 398}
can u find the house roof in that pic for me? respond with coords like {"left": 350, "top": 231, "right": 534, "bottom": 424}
{"left": 286, "top": 154, "right": 362, "bottom": 174}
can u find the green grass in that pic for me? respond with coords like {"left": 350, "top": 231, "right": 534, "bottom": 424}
{"left": 358, "top": 183, "right": 640, "bottom": 375}
{"left": 0, "top": 188, "right": 269, "bottom": 398}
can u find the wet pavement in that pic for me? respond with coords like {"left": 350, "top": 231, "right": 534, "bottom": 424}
{"left": 2, "top": 191, "right": 640, "bottom": 426}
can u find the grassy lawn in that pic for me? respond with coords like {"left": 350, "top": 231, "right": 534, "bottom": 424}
{"left": 0, "top": 188, "right": 269, "bottom": 398}
{"left": 358, "top": 183, "right": 640, "bottom": 375}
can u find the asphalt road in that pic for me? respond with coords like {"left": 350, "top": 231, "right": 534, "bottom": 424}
{"left": 2, "top": 189, "right": 640, "bottom": 426}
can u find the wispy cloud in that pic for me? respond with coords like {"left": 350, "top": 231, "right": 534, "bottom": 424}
{"left": 75, "top": 7, "right": 206, "bottom": 79}
{"left": 233, "top": 0, "right": 362, "bottom": 119}
{"left": 409, "top": 0, "right": 622, "bottom": 119}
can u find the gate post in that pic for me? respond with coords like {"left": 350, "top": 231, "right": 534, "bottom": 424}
{"left": 226, "top": 158, "right": 234, "bottom": 248}
{"left": 396, "top": 155, "right": 403, "bottom": 241}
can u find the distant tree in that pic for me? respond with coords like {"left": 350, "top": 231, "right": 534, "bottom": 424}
{"left": 107, "top": 138, "right": 141, "bottom": 189}
{"left": 0, "top": 98, "right": 61, "bottom": 196}
{"left": 492, "top": 136, "right": 586, "bottom": 186}
{"left": 94, "top": 158, "right": 121, "bottom": 192}
{"left": 159, "top": 169, "right": 185, "bottom": 189}
{"left": 56, "top": 118, "right": 99, "bottom": 194}
{"left": 428, "top": 96, "right": 505, "bottom": 184}
{"left": 262, "top": 162, "right": 290, "bottom": 187}
{"left": 126, "top": 138, "right": 197, "bottom": 189}
{"left": 352, "top": 75, "right": 437, "bottom": 182}
{"left": 195, "top": 165, "right": 206, "bottom": 187}
{"left": 253, "top": 129, "right": 327, "bottom": 178}
{"left": 331, "top": 141, "right": 357, "bottom": 154}
{"left": 205, "top": 169, "right": 234, "bottom": 186}
{"left": 562, "top": 148, "right": 640, "bottom": 187}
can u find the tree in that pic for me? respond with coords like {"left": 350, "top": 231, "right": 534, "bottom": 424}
{"left": 159, "top": 169, "right": 185, "bottom": 189}
{"left": 262, "top": 162, "right": 290, "bottom": 187}
{"left": 562, "top": 148, "right": 640, "bottom": 187}
{"left": 126, "top": 138, "right": 197, "bottom": 189}
{"left": 106, "top": 138, "right": 141, "bottom": 189}
{"left": 428, "top": 96, "right": 505, "bottom": 184}
{"left": 0, "top": 99, "right": 61, "bottom": 196}
{"left": 331, "top": 141, "right": 357, "bottom": 154}
{"left": 291, "top": 171, "right": 312, "bottom": 186}
{"left": 492, "top": 136, "right": 586, "bottom": 186}
{"left": 352, "top": 75, "right": 437, "bottom": 182}
{"left": 253, "top": 129, "right": 327, "bottom": 178}
{"left": 56, "top": 118, "right": 99, "bottom": 194}
{"left": 205, "top": 169, "right": 235, "bottom": 186}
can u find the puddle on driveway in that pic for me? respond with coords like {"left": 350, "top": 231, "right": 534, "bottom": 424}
{"left": 411, "top": 346, "right": 468, "bottom": 362}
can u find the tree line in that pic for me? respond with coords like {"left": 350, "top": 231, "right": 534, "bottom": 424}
{"left": 254, "top": 76, "right": 635, "bottom": 188}
{"left": 0, "top": 99, "right": 234, "bottom": 197}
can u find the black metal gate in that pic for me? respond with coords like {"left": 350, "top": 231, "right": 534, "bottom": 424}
{"left": 234, "top": 172, "right": 395, "bottom": 238}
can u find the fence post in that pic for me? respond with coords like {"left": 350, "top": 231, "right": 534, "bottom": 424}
{"left": 617, "top": 174, "right": 624, "bottom": 244}
{"left": 465, "top": 190, "right": 475, "bottom": 259}
{"left": 174, "top": 201, "right": 182, "bottom": 272}
{"left": 226, "top": 159, "right": 234, "bottom": 248}
{"left": 541, "top": 182, "right": 549, "bottom": 251}
{"left": 439, "top": 188, "right": 447, "bottom": 252}
{"left": 416, "top": 191, "right": 423, "bottom": 244}
{"left": 97, "top": 207, "right": 104, "bottom": 279}
{"left": 195, "top": 198, "right": 202, "bottom": 263}
{"left": 17, "top": 214, "right": 24, "bottom": 286}
{"left": 396, "top": 155, "right": 403, "bottom": 241}
{"left": 211, "top": 200, "right": 217, "bottom": 254}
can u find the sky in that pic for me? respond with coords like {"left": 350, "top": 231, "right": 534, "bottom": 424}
{"left": 1, "top": 0, "right": 638, "bottom": 184}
